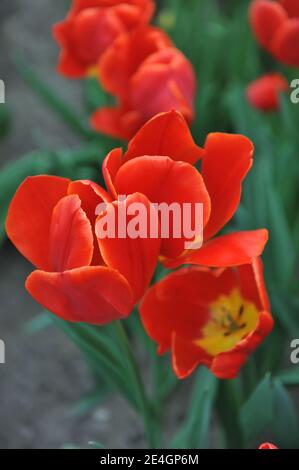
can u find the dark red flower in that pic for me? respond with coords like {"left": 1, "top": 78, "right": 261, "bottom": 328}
{"left": 246, "top": 73, "right": 289, "bottom": 111}
{"left": 91, "top": 27, "right": 196, "bottom": 139}
{"left": 250, "top": 0, "right": 299, "bottom": 67}
{"left": 140, "top": 259, "right": 274, "bottom": 379}
{"left": 6, "top": 176, "right": 160, "bottom": 323}
{"left": 53, "top": 0, "right": 155, "bottom": 78}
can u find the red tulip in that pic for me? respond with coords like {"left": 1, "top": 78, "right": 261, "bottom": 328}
{"left": 6, "top": 176, "right": 160, "bottom": 324}
{"left": 250, "top": 0, "right": 299, "bottom": 67}
{"left": 246, "top": 73, "right": 289, "bottom": 111}
{"left": 102, "top": 110, "right": 268, "bottom": 264}
{"left": 91, "top": 27, "right": 196, "bottom": 139}
{"left": 140, "top": 258, "right": 274, "bottom": 379}
{"left": 53, "top": 0, "right": 155, "bottom": 78}
{"left": 259, "top": 443, "right": 278, "bottom": 449}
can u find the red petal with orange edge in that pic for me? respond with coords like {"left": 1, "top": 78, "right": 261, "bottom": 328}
{"left": 115, "top": 155, "right": 211, "bottom": 258}
{"left": 98, "top": 26, "right": 172, "bottom": 98}
{"left": 130, "top": 50, "right": 195, "bottom": 124}
{"left": 272, "top": 19, "right": 299, "bottom": 67}
{"left": 96, "top": 193, "right": 160, "bottom": 302}
{"left": 56, "top": 49, "right": 87, "bottom": 78}
{"left": 249, "top": 0, "right": 287, "bottom": 50}
{"left": 49, "top": 195, "right": 93, "bottom": 272}
{"left": 6, "top": 175, "right": 70, "bottom": 270}
{"left": 202, "top": 133, "right": 254, "bottom": 240}
{"left": 26, "top": 266, "right": 134, "bottom": 324}
{"left": 124, "top": 110, "right": 203, "bottom": 164}
{"left": 91, "top": 106, "right": 142, "bottom": 141}
{"left": 164, "top": 230, "right": 268, "bottom": 268}
{"left": 238, "top": 258, "right": 270, "bottom": 312}
{"left": 68, "top": 179, "right": 112, "bottom": 223}
{"left": 103, "top": 147, "right": 124, "bottom": 199}
{"left": 68, "top": 180, "right": 112, "bottom": 265}
{"left": 211, "top": 311, "right": 274, "bottom": 379}
{"left": 172, "top": 333, "right": 212, "bottom": 379}
{"left": 139, "top": 266, "right": 237, "bottom": 353}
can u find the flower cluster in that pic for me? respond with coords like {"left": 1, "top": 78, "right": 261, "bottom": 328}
{"left": 250, "top": 0, "right": 299, "bottom": 67}
{"left": 54, "top": 0, "right": 195, "bottom": 139}
{"left": 247, "top": 0, "right": 299, "bottom": 112}
{"left": 6, "top": 110, "right": 273, "bottom": 379}
{"left": 5, "top": 0, "right": 277, "bottom": 382}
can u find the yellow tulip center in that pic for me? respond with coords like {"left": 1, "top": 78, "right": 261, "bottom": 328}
{"left": 196, "top": 289, "right": 259, "bottom": 357}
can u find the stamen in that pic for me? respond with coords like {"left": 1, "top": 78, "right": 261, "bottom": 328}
{"left": 238, "top": 305, "right": 244, "bottom": 318}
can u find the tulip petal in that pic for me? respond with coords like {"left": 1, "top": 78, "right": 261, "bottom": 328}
{"left": 210, "top": 311, "right": 274, "bottom": 379}
{"left": 202, "top": 133, "right": 254, "bottom": 240}
{"left": 140, "top": 266, "right": 237, "bottom": 353}
{"left": 246, "top": 73, "right": 289, "bottom": 112}
{"left": 57, "top": 51, "right": 87, "bottom": 78}
{"left": 259, "top": 443, "right": 278, "bottom": 449}
{"left": 96, "top": 193, "right": 160, "bottom": 301}
{"left": 102, "top": 147, "right": 124, "bottom": 200}
{"left": 172, "top": 334, "right": 212, "bottom": 379}
{"left": 280, "top": 0, "right": 299, "bottom": 18}
{"left": 131, "top": 50, "right": 195, "bottom": 124}
{"left": 272, "top": 18, "right": 299, "bottom": 67}
{"left": 250, "top": 0, "right": 288, "bottom": 49}
{"left": 26, "top": 266, "right": 134, "bottom": 324}
{"left": 68, "top": 179, "right": 112, "bottom": 221}
{"left": 238, "top": 258, "right": 270, "bottom": 312}
{"left": 164, "top": 230, "right": 269, "bottom": 268}
{"left": 49, "top": 195, "right": 94, "bottom": 272}
{"left": 91, "top": 106, "right": 142, "bottom": 141}
{"left": 6, "top": 175, "right": 70, "bottom": 270}
{"left": 114, "top": 155, "right": 211, "bottom": 258}
{"left": 68, "top": 180, "right": 112, "bottom": 265}
{"left": 98, "top": 26, "right": 172, "bottom": 98}
{"left": 124, "top": 110, "right": 203, "bottom": 164}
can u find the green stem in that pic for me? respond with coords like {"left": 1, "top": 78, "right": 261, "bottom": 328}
{"left": 113, "top": 321, "right": 159, "bottom": 449}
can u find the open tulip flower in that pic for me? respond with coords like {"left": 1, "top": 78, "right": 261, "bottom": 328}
{"left": 6, "top": 176, "right": 161, "bottom": 324}
{"left": 246, "top": 73, "right": 289, "bottom": 111}
{"left": 91, "top": 27, "right": 196, "bottom": 139}
{"left": 250, "top": 0, "right": 299, "bottom": 67}
{"left": 102, "top": 110, "right": 269, "bottom": 265}
{"left": 53, "top": 0, "right": 155, "bottom": 78}
{"left": 140, "top": 258, "right": 274, "bottom": 379}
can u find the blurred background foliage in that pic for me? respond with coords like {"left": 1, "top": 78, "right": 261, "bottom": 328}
{"left": 1, "top": 0, "right": 299, "bottom": 449}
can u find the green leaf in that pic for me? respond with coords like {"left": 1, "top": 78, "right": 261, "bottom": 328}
{"left": 271, "top": 379, "right": 299, "bottom": 448}
{"left": 241, "top": 374, "right": 272, "bottom": 443}
{"left": 24, "top": 311, "right": 53, "bottom": 334}
{"left": 50, "top": 315, "right": 140, "bottom": 411}
{"left": 270, "top": 292, "right": 299, "bottom": 337}
{"left": 265, "top": 182, "right": 295, "bottom": 286}
{"left": 241, "top": 375, "right": 299, "bottom": 447}
{"left": 89, "top": 441, "right": 105, "bottom": 449}
{"left": 217, "top": 378, "right": 244, "bottom": 448}
{"left": 171, "top": 368, "right": 218, "bottom": 449}
{"left": 71, "top": 390, "right": 110, "bottom": 417}
{"left": 277, "top": 366, "right": 299, "bottom": 386}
